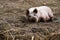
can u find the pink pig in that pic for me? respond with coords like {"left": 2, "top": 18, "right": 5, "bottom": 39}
{"left": 26, "top": 6, "right": 54, "bottom": 22}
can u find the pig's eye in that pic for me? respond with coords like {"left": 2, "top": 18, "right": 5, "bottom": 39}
{"left": 26, "top": 10, "right": 29, "bottom": 16}
{"left": 33, "top": 9, "right": 37, "bottom": 14}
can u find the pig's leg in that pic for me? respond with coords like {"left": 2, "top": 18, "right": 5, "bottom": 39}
{"left": 34, "top": 16, "right": 39, "bottom": 22}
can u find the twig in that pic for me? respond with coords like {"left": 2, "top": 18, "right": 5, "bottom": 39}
{"left": 32, "top": 36, "right": 34, "bottom": 40}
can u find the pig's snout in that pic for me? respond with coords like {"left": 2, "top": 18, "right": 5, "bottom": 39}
{"left": 28, "top": 17, "right": 36, "bottom": 22}
{"left": 28, "top": 15, "right": 31, "bottom": 17}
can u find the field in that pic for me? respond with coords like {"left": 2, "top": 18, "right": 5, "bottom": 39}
{"left": 0, "top": 0, "right": 60, "bottom": 40}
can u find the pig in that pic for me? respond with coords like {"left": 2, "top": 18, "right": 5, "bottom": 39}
{"left": 26, "top": 6, "right": 54, "bottom": 22}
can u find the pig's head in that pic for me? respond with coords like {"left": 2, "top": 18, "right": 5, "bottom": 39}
{"left": 26, "top": 8, "right": 39, "bottom": 22}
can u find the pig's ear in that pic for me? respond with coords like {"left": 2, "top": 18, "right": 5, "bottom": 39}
{"left": 33, "top": 9, "right": 37, "bottom": 13}
{"left": 26, "top": 9, "right": 29, "bottom": 16}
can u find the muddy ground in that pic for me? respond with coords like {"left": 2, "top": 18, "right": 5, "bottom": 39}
{"left": 0, "top": 0, "right": 60, "bottom": 40}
